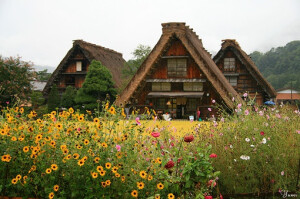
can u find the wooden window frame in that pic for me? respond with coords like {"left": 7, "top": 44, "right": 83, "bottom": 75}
{"left": 224, "top": 58, "right": 235, "bottom": 71}
{"left": 183, "top": 82, "right": 203, "bottom": 91}
{"left": 226, "top": 76, "right": 238, "bottom": 87}
{"left": 76, "top": 61, "right": 82, "bottom": 72}
{"left": 152, "top": 82, "right": 171, "bottom": 91}
{"left": 167, "top": 58, "right": 187, "bottom": 77}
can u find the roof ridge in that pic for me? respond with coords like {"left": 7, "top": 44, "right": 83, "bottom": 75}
{"left": 73, "top": 39, "right": 122, "bottom": 56}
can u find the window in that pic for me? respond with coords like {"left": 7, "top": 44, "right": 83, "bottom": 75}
{"left": 168, "top": 59, "right": 187, "bottom": 77}
{"left": 224, "top": 58, "right": 235, "bottom": 71}
{"left": 156, "top": 98, "right": 166, "bottom": 109}
{"left": 226, "top": 76, "right": 237, "bottom": 86}
{"left": 187, "top": 98, "right": 197, "bottom": 111}
{"left": 183, "top": 82, "right": 203, "bottom": 91}
{"left": 152, "top": 83, "right": 171, "bottom": 91}
{"left": 76, "top": 61, "right": 82, "bottom": 71}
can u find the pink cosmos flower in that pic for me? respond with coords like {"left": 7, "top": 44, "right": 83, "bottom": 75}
{"left": 237, "top": 103, "right": 242, "bottom": 109}
{"left": 297, "top": 130, "right": 300, "bottom": 134}
{"left": 244, "top": 110, "right": 249, "bottom": 116}
{"left": 212, "top": 99, "right": 216, "bottom": 103}
{"left": 151, "top": 132, "right": 160, "bottom": 138}
{"left": 243, "top": 93, "right": 248, "bottom": 97}
{"left": 116, "top": 145, "right": 121, "bottom": 151}
{"left": 281, "top": 171, "right": 284, "bottom": 176}
{"left": 232, "top": 97, "right": 235, "bottom": 101}
{"left": 208, "top": 108, "right": 212, "bottom": 112}
{"left": 135, "top": 117, "right": 141, "bottom": 125}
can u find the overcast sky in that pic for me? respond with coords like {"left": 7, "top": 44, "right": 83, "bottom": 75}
{"left": 0, "top": 0, "right": 299, "bottom": 71}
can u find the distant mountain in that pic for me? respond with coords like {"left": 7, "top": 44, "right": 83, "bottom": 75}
{"left": 33, "top": 65, "right": 55, "bottom": 73}
{"left": 250, "top": 40, "right": 300, "bottom": 90}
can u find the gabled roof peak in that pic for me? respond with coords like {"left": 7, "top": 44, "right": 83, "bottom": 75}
{"left": 72, "top": 39, "right": 123, "bottom": 57}
{"left": 221, "top": 39, "right": 241, "bottom": 49}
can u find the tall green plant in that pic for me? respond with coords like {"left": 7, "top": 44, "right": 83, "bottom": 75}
{"left": 61, "top": 86, "right": 76, "bottom": 108}
{"left": 47, "top": 84, "right": 60, "bottom": 112}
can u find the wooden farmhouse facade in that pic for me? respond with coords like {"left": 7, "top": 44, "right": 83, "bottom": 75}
{"left": 117, "top": 23, "right": 243, "bottom": 120}
{"left": 213, "top": 39, "right": 276, "bottom": 105}
{"left": 43, "top": 40, "right": 125, "bottom": 97}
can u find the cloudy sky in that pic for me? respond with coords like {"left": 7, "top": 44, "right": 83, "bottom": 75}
{"left": 0, "top": 0, "right": 299, "bottom": 71}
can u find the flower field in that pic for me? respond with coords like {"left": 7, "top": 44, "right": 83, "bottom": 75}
{"left": 0, "top": 104, "right": 299, "bottom": 198}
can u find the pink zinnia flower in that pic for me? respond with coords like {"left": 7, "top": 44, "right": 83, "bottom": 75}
{"left": 116, "top": 145, "right": 121, "bottom": 151}
{"left": 151, "top": 132, "right": 160, "bottom": 138}
{"left": 135, "top": 117, "right": 141, "bottom": 125}
{"left": 209, "top": 153, "right": 217, "bottom": 158}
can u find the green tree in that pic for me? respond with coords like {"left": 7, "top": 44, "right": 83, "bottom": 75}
{"left": 61, "top": 86, "right": 76, "bottom": 108}
{"left": 30, "top": 91, "right": 45, "bottom": 110}
{"left": 47, "top": 84, "right": 60, "bottom": 112}
{"left": 75, "top": 60, "right": 117, "bottom": 111}
{"left": 36, "top": 69, "right": 51, "bottom": 81}
{"left": 120, "top": 44, "right": 151, "bottom": 92}
{"left": 0, "top": 56, "right": 35, "bottom": 107}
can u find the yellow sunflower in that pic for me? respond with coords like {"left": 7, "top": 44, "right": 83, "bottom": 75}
{"left": 139, "top": 170, "right": 147, "bottom": 179}
{"left": 157, "top": 182, "right": 164, "bottom": 190}
{"left": 23, "top": 146, "right": 29, "bottom": 153}
{"left": 131, "top": 190, "right": 138, "bottom": 198}
{"left": 108, "top": 106, "right": 116, "bottom": 115}
{"left": 49, "top": 192, "right": 55, "bottom": 199}
{"left": 51, "top": 164, "right": 58, "bottom": 171}
{"left": 91, "top": 172, "right": 98, "bottom": 179}
{"left": 105, "top": 162, "right": 111, "bottom": 169}
{"left": 105, "top": 180, "right": 111, "bottom": 186}
{"left": 168, "top": 193, "right": 175, "bottom": 199}
{"left": 53, "top": 185, "right": 59, "bottom": 192}
{"left": 137, "top": 182, "right": 145, "bottom": 189}
{"left": 46, "top": 168, "right": 52, "bottom": 174}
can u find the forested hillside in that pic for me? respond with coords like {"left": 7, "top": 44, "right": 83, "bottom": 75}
{"left": 249, "top": 40, "right": 300, "bottom": 90}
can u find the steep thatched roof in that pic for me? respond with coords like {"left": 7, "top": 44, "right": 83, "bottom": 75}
{"left": 213, "top": 39, "right": 277, "bottom": 98}
{"left": 116, "top": 22, "right": 242, "bottom": 109}
{"left": 43, "top": 40, "right": 125, "bottom": 95}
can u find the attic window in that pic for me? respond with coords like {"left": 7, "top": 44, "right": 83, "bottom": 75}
{"left": 183, "top": 82, "right": 203, "bottom": 91}
{"left": 76, "top": 61, "right": 82, "bottom": 71}
{"left": 152, "top": 83, "right": 171, "bottom": 91}
{"left": 168, "top": 59, "right": 187, "bottom": 77}
{"left": 226, "top": 76, "right": 237, "bottom": 87}
{"left": 224, "top": 58, "right": 235, "bottom": 71}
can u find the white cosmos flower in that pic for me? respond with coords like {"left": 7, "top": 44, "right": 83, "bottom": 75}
{"left": 262, "top": 138, "right": 267, "bottom": 144}
{"left": 245, "top": 138, "right": 250, "bottom": 142}
{"left": 250, "top": 145, "right": 255, "bottom": 147}
{"left": 240, "top": 155, "right": 250, "bottom": 160}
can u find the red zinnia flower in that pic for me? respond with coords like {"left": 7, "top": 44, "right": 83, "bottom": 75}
{"left": 165, "top": 160, "right": 175, "bottom": 169}
{"left": 260, "top": 131, "right": 265, "bottom": 136}
{"left": 184, "top": 135, "right": 194, "bottom": 142}
{"left": 209, "top": 153, "right": 217, "bottom": 158}
{"left": 204, "top": 196, "right": 212, "bottom": 199}
{"left": 151, "top": 132, "right": 160, "bottom": 138}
